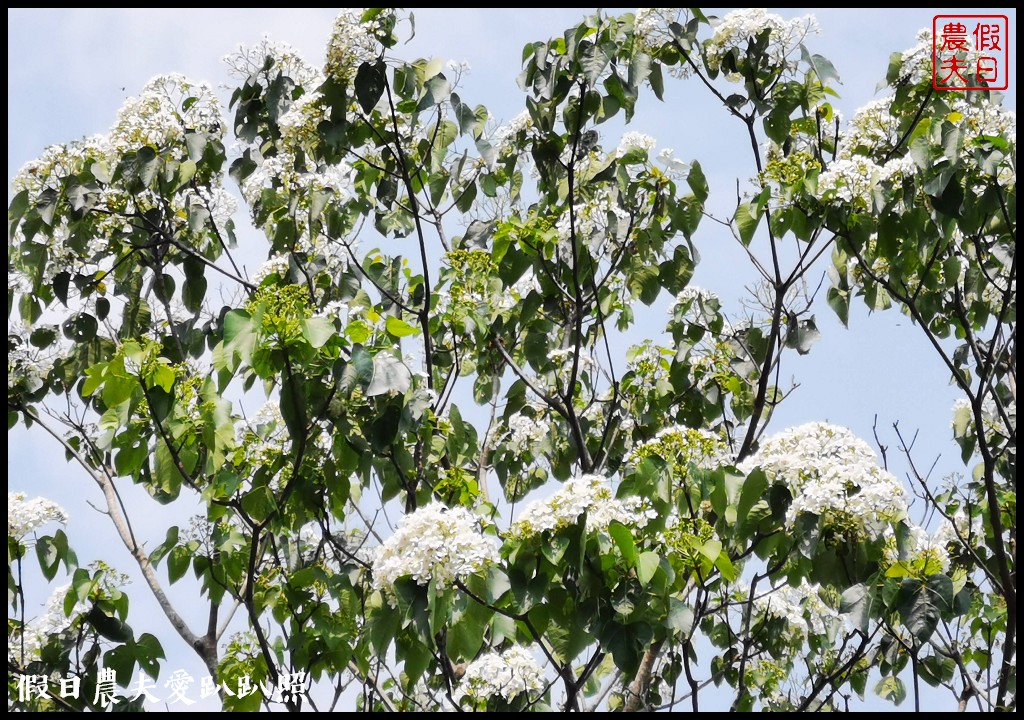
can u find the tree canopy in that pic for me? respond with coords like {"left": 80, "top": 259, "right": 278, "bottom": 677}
{"left": 8, "top": 7, "right": 1016, "bottom": 712}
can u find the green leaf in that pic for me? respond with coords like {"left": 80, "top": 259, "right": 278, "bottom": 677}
{"left": 103, "top": 645, "right": 137, "bottom": 685}
{"left": 919, "top": 654, "right": 955, "bottom": 687}
{"left": 185, "top": 133, "right": 209, "bottom": 162}
{"left": 735, "top": 202, "right": 761, "bottom": 246}
{"left": 840, "top": 583, "right": 871, "bottom": 632}
{"left": 167, "top": 545, "right": 191, "bottom": 584}
{"left": 366, "top": 353, "right": 412, "bottom": 396}
{"left": 149, "top": 526, "right": 180, "bottom": 568}
{"left": 764, "top": 105, "right": 792, "bottom": 144}
{"left": 384, "top": 315, "right": 419, "bottom": 337}
{"left": 355, "top": 61, "right": 387, "bottom": 113}
{"left": 827, "top": 287, "right": 849, "bottom": 327}
{"left": 87, "top": 605, "right": 133, "bottom": 643}
{"left": 134, "top": 633, "right": 165, "bottom": 679}
{"left": 687, "top": 160, "right": 708, "bottom": 202}
{"left": 418, "top": 74, "right": 452, "bottom": 111}
{"left": 802, "top": 48, "right": 841, "bottom": 84}
{"left": 627, "top": 264, "right": 662, "bottom": 305}
{"left": 896, "top": 575, "right": 952, "bottom": 642}
{"left": 221, "top": 309, "right": 255, "bottom": 369}
{"left": 35, "top": 531, "right": 73, "bottom": 581}
{"left": 714, "top": 552, "right": 736, "bottom": 582}
{"left": 636, "top": 551, "right": 661, "bottom": 586}
{"left": 241, "top": 485, "right": 278, "bottom": 523}
{"left": 875, "top": 676, "right": 906, "bottom": 705}
{"left": 608, "top": 522, "right": 638, "bottom": 567}
{"left": 462, "top": 219, "right": 496, "bottom": 249}
{"left": 300, "top": 316, "right": 336, "bottom": 348}
{"left": 342, "top": 344, "right": 374, "bottom": 390}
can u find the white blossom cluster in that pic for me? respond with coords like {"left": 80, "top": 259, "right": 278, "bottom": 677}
{"left": 657, "top": 147, "right": 690, "bottom": 179}
{"left": 325, "top": 8, "right": 396, "bottom": 84}
{"left": 11, "top": 137, "right": 116, "bottom": 285}
{"left": 555, "top": 186, "right": 630, "bottom": 256}
{"left": 838, "top": 98, "right": 899, "bottom": 160}
{"left": 632, "top": 9, "right": 692, "bottom": 78}
{"left": 626, "top": 341, "right": 671, "bottom": 394}
{"left": 896, "top": 28, "right": 983, "bottom": 88}
{"left": 934, "top": 511, "right": 977, "bottom": 545}
{"left": 11, "top": 135, "right": 106, "bottom": 207}
{"left": 7, "top": 325, "right": 57, "bottom": 396}
{"left": 507, "top": 474, "right": 656, "bottom": 539}
{"left": 9, "top": 583, "right": 88, "bottom": 662}
{"left": 634, "top": 8, "right": 674, "bottom": 42}
{"left": 752, "top": 580, "right": 841, "bottom": 639}
{"left": 458, "top": 645, "right": 545, "bottom": 704}
{"left": 816, "top": 155, "right": 916, "bottom": 211}
{"left": 506, "top": 270, "right": 541, "bottom": 304}
{"left": 949, "top": 98, "right": 1017, "bottom": 151}
{"left": 180, "top": 185, "right": 238, "bottom": 240}
{"left": 276, "top": 90, "right": 330, "bottom": 153}
{"left": 671, "top": 285, "right": 718, "bottom": 314}
{"left": 372, "top": 502, "right": 498, "bottom": 601}
{"left": 492, "top": 110, "right": 535, "bottom": 155}
{"left": 223, "top": 36, "right": 324, "bottom": 89}
{"left": 894, "top": 29, "right": 940, "bottom": 86}
{"left": 546, "top": 347, "right": 598, "bottom": 376}
{"left": 11, "top": 73, "right": 235, "bottom": 299}
{"left": 252, "top": 254, "right": 291, "bottom": 286}
{"left": 8, "top": 492, "right": 68, "bottom": 540}
{"left": 740, "top": 422, "right": 908, "bottom": 538}
{"left": 947, "top": 98, "right": 1016, "bottom": 184}
{"left": 617, "top": 131, "right": 657, "bottom": 158}
{"left": 704, "top": 9, "right": 819, "bottom": 74}
{"left": 240, "top": 151, "right": 354, "bottom": 208}
{"left": 108, "top": 74, "right": 222, "bottom": 154}
{"left": 503, "top": 411, "right": 550, "bottom": 454}
{"left": 234, "top": 400, "right": 289, "bottom": 484}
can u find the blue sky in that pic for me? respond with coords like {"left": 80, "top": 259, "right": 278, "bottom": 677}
{"left": 7, "top": 7, "right": 1017, "bottom": 710}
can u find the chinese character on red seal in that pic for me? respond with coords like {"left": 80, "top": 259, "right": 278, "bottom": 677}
{"left": 933, "top": 15, "right": 1009, "bottom": 90}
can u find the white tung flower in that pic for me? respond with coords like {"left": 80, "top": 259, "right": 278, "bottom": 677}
{"left": 816, "top": 156, "right": 882, "bottom": 209}
{"left": 951, "top": 396, "right": 1015, "bottom": 441}
{"left": 752, "top": 579, "right": 841, "bottom": 639}
{"left": 8, "top": 492, "right": 68, "bottom": 540}
{"left": 839, "top": 97, "right": 900, "bottom": 160}
{"left": 705, "top": 9, "right": 819, "bottom": 73}
{"left": 458, "top": 645, "right": 545, "bottom": 704}
{"left": 504, "top": 412, "right": 549, "bottom": 454}
{"left": 223, "top": 36, "right": 324, "bottom": 89}
{"left": 657, "top": 147, "right": 690, "bottom": 178}
{"left": 372, "top": 502, "right": 498, "bottom": 601}
{"left": 252, "top": 254, "right": 291, "bottom": 285}
{"left": 672, "top": 285, "right": 718, "bottom": 311}
{"left": 554, "top": 186, "right": 629, "bottom": 256}
{"left": 108, "top": 74, "right": 223, "bottom": 154}
{"left": 9, "top": 583, "right": 89, "bottom": 662}
{"left": 741, "top": 422, "right": 908, "bottom": 537}
{"left": 325, "top": 8, "right": 396, "bottom": 83}
{"left": 492, "top": 110, "right": 535, "bottom": 154}
{"left": 616, "top": 131, "right": 657, "bottom": 158}
{"left": 508, "top": 474, "right": 655, "bottom": 539}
